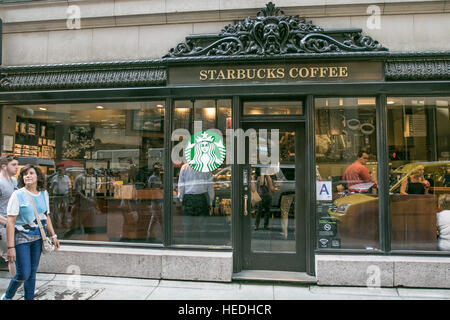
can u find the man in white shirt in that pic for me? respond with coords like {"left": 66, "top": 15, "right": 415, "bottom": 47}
{"left": 72, "top": 168, "right": 97, "bottom": 233}
{"left": 50, "top": 167, "right": 72, "bottom": 228}
{"left": 177, "top": 163, "right": 214, "bottom": 242}
{"left": 0, "top": 156, "right": 19, "bottom": 280}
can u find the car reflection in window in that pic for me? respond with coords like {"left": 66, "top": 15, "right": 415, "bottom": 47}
{"left": 327, "top": 161, "right": 450, "bottom": 250}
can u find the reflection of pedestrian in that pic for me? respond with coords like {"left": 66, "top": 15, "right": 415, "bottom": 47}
{"left": 426, "top": 174, "right": 434, "bottom": 194}
{"left": 50, "top": 167, "right": 72, "bottom": 228}
{"left": 342, "top": 150, "right": 377, "bottom": 192}
{"left": 442, "top": 168, "right": 450, "bottom": 187}
{"left": 280, "top": 194, "right": 294, "bottom": 239}
{"left": 146, "top": 197, "right": 163, "bottom": 241}
{"left": 72, "top": 168, "right": 97, "bottom": 233}
{"left": 0, "top": 156, "right": 19, "bottom": 286}
{"left": 119, "top": 191, "right": 139, "bottom": 240}
{"left": 74, "top": 168, "right": 96, "bottom": 199}
{"left": 254, "top": 168, "right": 277, "bottom": 231}
{"left": 177, "top": 163, "right": 214, "bottom": 242}
{"left": 146, "top": 165, "right": 163, "bottom": 240}
{"left": 148, "top": 165, "right": 162, "bottom": 189}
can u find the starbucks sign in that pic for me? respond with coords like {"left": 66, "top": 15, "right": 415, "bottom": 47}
{"left": 184, "top": 131, "right": 226, "bottom": 172}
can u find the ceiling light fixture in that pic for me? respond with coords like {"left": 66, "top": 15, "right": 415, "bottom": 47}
{"left": 39, "top": 107, "right": 47, "bottom": 111}
{"left": 96, "top": 105, "right": 104, "bottom": 109}
{"left": 436, "top": 100, "right": 449, "bottom": 107}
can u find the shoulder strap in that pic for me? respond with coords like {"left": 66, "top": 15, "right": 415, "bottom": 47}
{"left": 23, "top": 190, "right": 48, "bottom": 240}
{"left": 42, "top": 190, "right": 49, "bottom": 212}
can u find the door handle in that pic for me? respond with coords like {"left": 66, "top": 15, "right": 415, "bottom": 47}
{"left": 244, "top": 194, "right": 248, "bottom": 216}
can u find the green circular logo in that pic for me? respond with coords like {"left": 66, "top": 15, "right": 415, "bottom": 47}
{"left": 185, "top": 131, "right": 226, "bottom": 172}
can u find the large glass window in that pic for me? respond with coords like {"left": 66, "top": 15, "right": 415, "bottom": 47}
{"left": 387, "top": 97, "right": 450, "bottom": 251}
{"left": 172, "top": 99, "right": 232, "bottom": 246}
{"left": 243, "top": 100, "right": 303, "bottom": 115}
{"left": 5, "top": 101, "right": 165, "bottom": 244}
{"left": 315, "top": 97, "right": 379, "bottom": 250}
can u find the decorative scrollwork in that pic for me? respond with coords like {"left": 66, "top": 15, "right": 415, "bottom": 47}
{"left": 0, "top": 67, "right": 166, "bottom": 91}
{"left": 385, "top": 60, "right": 450, "bottom": 80}
{"left": 164, "top": 1, "right": 387, "bottom": 58}
{"left": 0, "top": 73, "right": 11, "bottom": 89}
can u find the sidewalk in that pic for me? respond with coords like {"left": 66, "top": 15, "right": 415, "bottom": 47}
{"left": 1, "top": 271, "right": 450, "bottom": 300}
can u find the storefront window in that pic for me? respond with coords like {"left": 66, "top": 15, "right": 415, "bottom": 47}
{"left": 5, "top": 101, "right": 165, "bottom": 244}
{"left": 172, "top": 99, "right": 232, "bottom": 246}
{"left": 387, "top": 97, "right": 450, "bottom": 251}
{"left": 315, "top": 97, "right": 379, "bottom": 250}
{"left": 243, "top": 101, "right": 303, "bottom": 115}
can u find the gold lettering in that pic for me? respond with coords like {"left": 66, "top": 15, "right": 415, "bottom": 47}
{"left": 237, "top": 69, "right": 246, "bottom": 80}
{"left": 339, "top": 66, "right": 348, "bottom": 77}
{"left": 298, "top": 67, "right": 309, "bottom": 78}
{"left": 198, "top": 65, "right": 349, "bottom": 81}
{"left": 199, "top": 70, "right": 208, "bottom": 81}
{"left": 310, "top": 67, "right": 319, "bottom": 78}
{"left": 257, "top": 68, "right": 266, "bottom": 79}
{"left": 319, "top": 67, "right": 328, "bottom": 78}
{"left": 217, "top": 70, "right": 225, "bottom": 80}
{"left": 208, "top": 70, "right": 217, "bottom": 80}
{"left": 267, "top": 68, "right": 277, "bottom": 79}
{"left": 289, "top": 67, "right": 298, "bottom": 78}
{"left": 329, "top": 67, "right": 338, "bottom": 77}
{"left": 247, "top": 69, "right": 256, "bottom": 79}
{"left": 227, "top": 69, "right": 236, "bottom": 80}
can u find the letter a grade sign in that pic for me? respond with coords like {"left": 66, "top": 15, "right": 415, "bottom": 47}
{"left": 316, "top": 181, "right": 332, "bottom": 201}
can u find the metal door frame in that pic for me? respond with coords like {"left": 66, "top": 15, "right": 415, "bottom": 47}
{"left": 238, "top": 121, "right": 307, "bottom": 271}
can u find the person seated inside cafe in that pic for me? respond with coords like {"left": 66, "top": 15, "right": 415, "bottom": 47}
{"left": 437, "top": 194, "right": 450, "bottom": 251}
{"left": 400, "top": 165, "right": 430, "bottom": 195}
{"left": 342, "top": 150, "right": 378, "bottom": 193}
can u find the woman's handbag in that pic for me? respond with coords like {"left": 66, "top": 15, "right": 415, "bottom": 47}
{"left": 257, "top": 175, "right": 271, "bottom": 197}
{"left": 251, "top": 188, "right": 262, "bottom": 207}
{"left": 24, "top": 191, "right": 55, "bottom": 254}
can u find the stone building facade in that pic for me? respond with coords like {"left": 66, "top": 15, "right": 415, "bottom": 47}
{"left": 0, "top": 0, "right": 449, "bottom": 288}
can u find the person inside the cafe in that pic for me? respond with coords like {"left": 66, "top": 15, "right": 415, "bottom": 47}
{"left": 400, "top": 165, "right": 430, "bottom": 195}
{"left": 342, "top": 150, "right": 378, "bottom": 193}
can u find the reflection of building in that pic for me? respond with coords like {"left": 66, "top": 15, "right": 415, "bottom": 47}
{"left": 0, "top": 2, "right": 449, "bottom": 288}
{"left": 148, "top": 148, "right": 164, "bottom": 170}
{"left": 95, "top": 149, "right": 140, "bottom": 170}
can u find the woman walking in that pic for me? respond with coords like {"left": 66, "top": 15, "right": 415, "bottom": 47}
{"left": 2, "top": 164, "right": 60, "bottom": 300}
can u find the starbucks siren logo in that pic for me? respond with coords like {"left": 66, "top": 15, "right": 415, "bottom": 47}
{"left": 185, "top": 131, "right": 226, "bottom": 172}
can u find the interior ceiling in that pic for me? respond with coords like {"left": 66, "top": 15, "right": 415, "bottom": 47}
{"left": 13, "top": 101, "right": 164, "bottom": 127}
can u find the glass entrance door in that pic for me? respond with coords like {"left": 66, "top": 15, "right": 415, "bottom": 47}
{"left": 241, "top": 122, "right": 306, "bottom": 271}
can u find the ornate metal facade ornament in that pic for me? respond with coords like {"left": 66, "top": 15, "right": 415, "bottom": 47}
{"left": 164, "top": 2, "right": 388, "bottom": 58}
{"left": 0, "top": 72, "right": 10, "bottom": 89}
{"left": 0, "top": 64, "right": 166, "bottom": 91}
{"left": 385, "top": 59, "right": 450, "bottom": 80}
